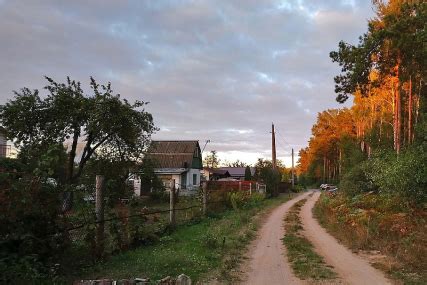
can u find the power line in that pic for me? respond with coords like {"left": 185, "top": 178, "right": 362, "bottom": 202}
{"left": 275, "top": 139, "right": 290, "bottom": 155}
{"left": 275, "top": 129, "right": 293, "bottom": 148}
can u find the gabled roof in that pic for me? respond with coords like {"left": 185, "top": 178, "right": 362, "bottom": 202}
{"left": 203, "top": 168, "right": 230, "bottom": 176}
{"left": 217, "top": 167, "right": 256, "bottom": 177}
{"left": 146, "top": 140, "right": 200, "bottom": 169}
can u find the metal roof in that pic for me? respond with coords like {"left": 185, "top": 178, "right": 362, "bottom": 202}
{"left": 217, "top": 167, "right": 256, "bottom": 177}
{"left": 154, "top": 168, "right": 187, "bottom": 174}
{"left": 146, "top": 140, "right": 200, "bottom": 169}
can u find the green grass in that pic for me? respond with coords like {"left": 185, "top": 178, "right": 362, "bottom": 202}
{"left": 76, "top": 193, "right": 296, "bottom": 283}
{"left": 282, "top": 199, "right": 338, "bottom": 281}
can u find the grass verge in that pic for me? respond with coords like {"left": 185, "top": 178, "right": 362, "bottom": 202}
{"left": 77, "top": 193, "right": 297, "bottom": 283}
{"left": 282, "top": 198, "right": 338, "bottom": 281}
{"left": 313, "top": 192, "right": 427, "bottom": 285}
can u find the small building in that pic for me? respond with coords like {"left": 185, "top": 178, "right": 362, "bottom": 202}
{"left": 145, "top": 140, "right": 203, "bottom": 193}
{"left": 0, "top": 127, "right": 16, "bottom": 158}
{"left": 201, "top": 168, "right": 231, "bottom": 181}
{"left": 216, "top": 167, "right": 256, "bottom": 181}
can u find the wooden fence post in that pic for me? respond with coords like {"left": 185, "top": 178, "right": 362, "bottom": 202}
{"left": 170, "top": 179, "right": 176, "bottom": 226}
{"left": 202, "top": 181, "right": 207, "bottom": 216}
{"left": 249, "top": 183, "right": 252, "bottom": 195}
{"left": 239, "top": 181, "right": 242, "bottom": 191}
{"left": 95, "top": 175, "right": 105, "bottom": 258}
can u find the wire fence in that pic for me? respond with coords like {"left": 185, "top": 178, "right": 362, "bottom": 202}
{"left": 0, "top": 172, "right": 267, "bottom": 282}
{"left": 61, "top": 179, "right": 266, "bottom": 260}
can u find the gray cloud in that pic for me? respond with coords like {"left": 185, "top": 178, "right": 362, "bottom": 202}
{"left": 0, "top": 0, "right": 373, "bottom": 166}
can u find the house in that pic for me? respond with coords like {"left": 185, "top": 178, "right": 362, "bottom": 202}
{"left": 0, "top": 127, "right": 16, "bottom": 158}
{"left": 201, "top": 167, "right": 231, "bottom": 181}
{"left": 145, "top": 140, "right": 203, "bottom": 193}
{"left": 216, "top": 167, "right": 256, "bottom": 181}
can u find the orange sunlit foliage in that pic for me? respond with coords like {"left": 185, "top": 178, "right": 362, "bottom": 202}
{"left": 298, "top": 0, "right": 425, "bottom": 184}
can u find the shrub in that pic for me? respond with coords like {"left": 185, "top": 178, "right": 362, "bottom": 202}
{"left": 227, "top": 191, "right": 247, "bottom": 210}
{"left": 149, "top": 189, "right": 169, "bottom": 202}
{"left": 368, "top": 147, "right": 427, "bottom": 204}
{"left": 0, "top": 178, "right": 68, "bottom": 282}
{"left": 200, "top": 232, "right": 221, "bottom": 249}
{"left": 339, "top": 161, "right": 377, "bottom": 196}
{"left": 245, "top": 192, "right": 265, "bottom": 208}
{"left": 291, "top": 185, "right": 305, "bottom": 193}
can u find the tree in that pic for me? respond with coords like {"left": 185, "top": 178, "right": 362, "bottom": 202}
{"left": 330, "top": 1, "right": 427, "bottom": 153}
{"left": 226, "top": 160, "right": 247, "bottom": 167}
{"left": 298, "top": 1, "right": 427, "bottom": 204}
{"left": 203, "top": 150, "right": 220, "bottom": 168}
{"left": 244, "top": 166, "right": 252, "bottom": 181}
{"left": 139, "top": 158, "right": 164, "bottom": 195}
{"left": 254, "top": 158, "right": 281, "bottom": 197}
{"left": 0, "top": 76, "right": 156, "bottom": 184}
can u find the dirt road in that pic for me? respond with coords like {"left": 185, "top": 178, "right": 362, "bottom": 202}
{"left": 242, "top": 192, "right": 311, "bottom": 285}
{"left": 300, "top": 191, "right": 391, "bottom": 285}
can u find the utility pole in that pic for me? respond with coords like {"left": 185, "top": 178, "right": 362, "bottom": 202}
{"left": 201, "top": 139, "right": 210, "bottom": 153}
{"left": 291, "top": 148, "right": 295, "bottom": 187}
{"left": 271, "top": 123, "right": 277, "bottom": 170}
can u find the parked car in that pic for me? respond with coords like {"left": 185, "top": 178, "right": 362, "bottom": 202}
{"left": 326, "top": 186, "right": 338, "bottom": 196}
{"left": 83, "top": 194, "right": 95, "bottom": 203}
{"left": 328, "top": 186, "right": 338, "bottom": 191}
{"left": 320, "top": 184, "right": 333, "bottom": 190}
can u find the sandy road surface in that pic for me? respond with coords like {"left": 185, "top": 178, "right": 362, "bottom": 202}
{"left": 300, "top": 191, "right": 392, "bottom": 285}
{"left": 242, "top": 192, "right": 312, "bottom": 285}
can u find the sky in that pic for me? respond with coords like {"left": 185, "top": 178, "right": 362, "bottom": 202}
{"left": 0, "top": 0, "right": 375, "bottom": 167}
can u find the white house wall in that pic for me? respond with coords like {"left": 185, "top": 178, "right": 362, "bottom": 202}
{"left": 186, "top": 168, "right": 200, "bottom": 190}
{"left": 171, "top": 174, "right": 181, "bottom": 189}
{"left": 133, "top": 178, "right": 141, "bottom": 196}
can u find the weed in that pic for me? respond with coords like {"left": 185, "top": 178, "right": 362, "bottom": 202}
{"left": 314, "top": 192, "right": 427, "bottom": 284}
{"left": 78, "top": 194, "right": 296, "bottom": 283}
{"left": 282, "top": 199, "right": 338, "bottom": 281}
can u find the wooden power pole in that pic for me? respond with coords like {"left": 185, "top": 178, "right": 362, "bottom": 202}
{"left": 291, "top": 148, "right": 295, "bottom": 187}
{"left": 272, "top": 123, "right": 277, "bottom": 170}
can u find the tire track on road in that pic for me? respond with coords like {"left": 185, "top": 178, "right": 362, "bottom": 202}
{"left": 300, "top": 191, "right": 392, "bottom": 285}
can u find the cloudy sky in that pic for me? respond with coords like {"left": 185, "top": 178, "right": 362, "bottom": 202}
{"left": 0, "top": 0, "right": 375, "bottom": 166}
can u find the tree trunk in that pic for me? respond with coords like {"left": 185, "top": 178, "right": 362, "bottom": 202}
{"left": 396, "top": 84, "right": 401, "bottom": 154}
{"left": 408, "top": 76, "right": 412, "bottom": 144}
{"left": 395, "top": 63, "right": 401, "bottom": 155}
{"left": 393, "top": 79, "right": 401, "bottom": 155}
{"left": 414, "top": 79, "right": 422, "bottom": 139}
{"left": 323, "top": 155, "right": 326, "bottom": 183}
{"left": 66, "top": 128, "right": 80, "bottom": 183}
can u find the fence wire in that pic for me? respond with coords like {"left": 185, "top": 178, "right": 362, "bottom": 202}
{"left": 1, "top": 177, "right": 265, "bottom": 272}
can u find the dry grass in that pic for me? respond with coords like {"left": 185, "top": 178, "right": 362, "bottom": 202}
{"left": 313, "top": 192, "right": 427, "bottom": 285}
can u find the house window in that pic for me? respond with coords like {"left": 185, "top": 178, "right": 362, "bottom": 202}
{"left": 193, "top": 174, "right": 198, "bottom": 185}
{"left": 181, "top": 173, "right": 187, "bottom": 189}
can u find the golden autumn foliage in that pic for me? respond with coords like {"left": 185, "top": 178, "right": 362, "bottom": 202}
{"left": 298, "top": 0, "right": 426, "bottom": 185}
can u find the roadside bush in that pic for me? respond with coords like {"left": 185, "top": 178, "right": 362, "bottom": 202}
{"left": 0, "top": 179, "right": 68, "bottom": 282}
{"left": 314, "top": 192, "right": 427, "bottom": 281}
{"left": 244, "top": 192, "right": 265, "bottom": 208}
{"left": 339, "top": 161, "right": 377, "bottom": 196}
{"left": 227, "top": 191, "right": 247, "bottom": 210}
{"left": 200, "top": 232, "right": 221, "bottom": 249}
{"left": 0, "top": 155, "right": 71, "bottom": 282}
{"left": 290, "top": 185, "right": 305, "bottom": 193}
{"left": 368, "top": 147, "right": 427, "bottom": 204}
